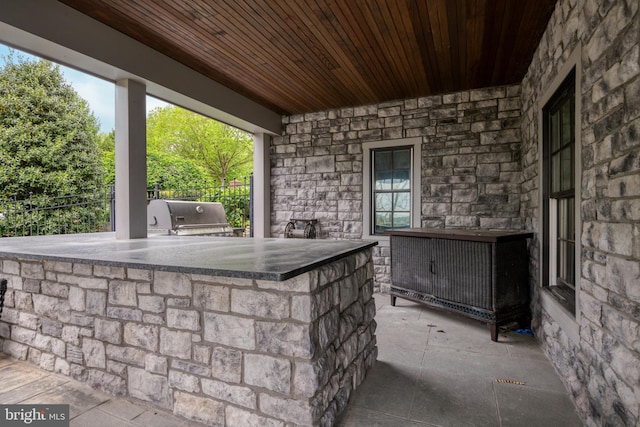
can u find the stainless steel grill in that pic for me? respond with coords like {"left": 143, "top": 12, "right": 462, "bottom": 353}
{"left": 147, "top": 200, "right": 234, "bottom": 236}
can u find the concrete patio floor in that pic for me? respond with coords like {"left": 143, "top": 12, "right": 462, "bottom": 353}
{"left": 0, "top": 293, "right": 583, "bottom": 426}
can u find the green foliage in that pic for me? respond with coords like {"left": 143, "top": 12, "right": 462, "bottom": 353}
{"left": 146, "top": 151, "right": 211, "bottom": 189}
{"left": 147, "top": 105, "right": 253, "bottom": 182}
{"left": 0, "top": 52, "right": 104, "bottom": 201}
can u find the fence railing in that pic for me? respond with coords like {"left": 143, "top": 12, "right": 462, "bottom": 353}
{"left": 0, "top": 176, "right": 253, "bottom": 238}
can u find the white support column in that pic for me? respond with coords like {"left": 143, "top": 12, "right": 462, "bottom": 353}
{"left": 253, "top": 133, "right": 271, "bottom": 238}
{"left": 115, "top": 79, "right": 147, "bottom": 239}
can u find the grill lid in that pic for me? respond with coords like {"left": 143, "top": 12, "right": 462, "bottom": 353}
{"left": 147, "top": 199, "right": 233, "bottom": 236}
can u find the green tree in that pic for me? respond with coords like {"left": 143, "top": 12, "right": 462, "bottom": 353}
{"left": 98, "top": 131, "right": 211, "bottom": 188}
{"left": 147, "top": 105, "right": 253, "bottom": 182}
{"left": 0, "top": 52, "right": 103, "bottom": 199}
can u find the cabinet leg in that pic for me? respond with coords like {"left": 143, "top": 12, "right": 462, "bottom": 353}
{"left": 390, "top": 295, "right": 397, "bottom": 306}
{"left": 490, "top": 324, "right": 498, "bottom": 342}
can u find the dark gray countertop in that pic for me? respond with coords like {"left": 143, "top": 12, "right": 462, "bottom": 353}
{"left": 0, "top": 233, "right": 377, "bottom": 281}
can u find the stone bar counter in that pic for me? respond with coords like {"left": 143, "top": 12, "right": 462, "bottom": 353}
{"left": 0, "top": 233, "right": 378, "bottom": 426}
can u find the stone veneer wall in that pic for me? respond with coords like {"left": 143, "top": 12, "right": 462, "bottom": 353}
{"left": 272, "top": 85, "right": 524, "bottom": 290}
{"left": 521, "top": 0, "right": 639, "bottom": 425}
{"left": 0, "top": 250, "right": 377, "bottom": 427}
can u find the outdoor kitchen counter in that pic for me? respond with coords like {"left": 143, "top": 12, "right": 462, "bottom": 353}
{"left": 0, "top": 232, "right": 378, "bottom": 426}
{"left": 0, "top": 232, "right": 377, "bottom": 280}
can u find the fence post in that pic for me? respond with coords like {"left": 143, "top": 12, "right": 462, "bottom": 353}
{"left": 109, "top": 184, "right": 116, "bottom": 232}
{"left": 154, "top": 182, "right": 160, "bottom": 200}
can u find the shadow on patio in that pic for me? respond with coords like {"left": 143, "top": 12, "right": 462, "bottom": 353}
{"left": 0, "top": 293, "right": 583, "bottom": 427}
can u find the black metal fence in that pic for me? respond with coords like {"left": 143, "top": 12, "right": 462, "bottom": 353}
{"left": 0, "top": 176, "right": 252, "bottom": 238}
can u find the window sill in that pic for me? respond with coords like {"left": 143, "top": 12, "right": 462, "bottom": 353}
{"left": 540, "top": 287, "right": 579, "bottom": 344}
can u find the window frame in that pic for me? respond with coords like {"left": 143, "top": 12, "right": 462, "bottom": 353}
{"left": 537, "top": 45, "right": 582, "bottom": 343}
{"left": 362, "top": 137, "right": 422, "bottom": 245}
{"left": 371, "top": 146, "right": 413, "bottom": 235}
{"left": 543, "top": 71, "right": 577, "bottom": 315}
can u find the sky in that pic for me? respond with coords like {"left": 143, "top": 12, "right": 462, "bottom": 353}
{"left": 0, "top": 44, "right": 168, "bottom": 133}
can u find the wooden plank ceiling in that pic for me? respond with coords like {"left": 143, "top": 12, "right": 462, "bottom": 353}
{"left": 59, "top": 0, "right": 556, "bottom": 116}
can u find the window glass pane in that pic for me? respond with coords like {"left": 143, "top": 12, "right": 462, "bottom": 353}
{"left": 375, "top": 171, "right": 392, "bottom": 190}
{"left": 371, "top": 146, "right": 413, "bottom": 235}
{"left": 393, "top": 212, "right": 410, "bottom": 228}
{"left": 375, "top": 212, "right": 391, "bottom": 232}
{"left": 375, "top": 193, "right": 392, "bottom": 211}
{"left": 393, "top": 193, "right": 410, "bottom": 211}
{"left": 551, "top": 153, "right": 560, "bottom": 193}
{"left": 561, "top": 146, "right": 573, "bottom": 191}
{"left": 374, "top": 151, "right": 392, "bottom": 171}
{"left": 393, "top": 149, "right": 411, "bottom": 169}
{"left": 551, "top": 110, "right": 560, "bottom": 152}
{"left": 561, "top": 100, "right": 572, "bottom": 147}
{"left": 392, "top": 170, "right": 410, "bottom": 190}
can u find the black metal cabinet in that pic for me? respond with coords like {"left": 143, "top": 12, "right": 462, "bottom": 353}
{"left": 388, "top": 229, "right": 533, "bottom": 341}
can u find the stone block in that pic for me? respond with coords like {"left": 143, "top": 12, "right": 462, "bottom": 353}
{"left": 66, "top": 347, "right": 83, "bottom": 367}
{"left": 258, "top": 270, "right": 317, "bottom": 293}
{"left": 94, "top": 265, "right": 126, "bottom": 279}
{"left": 225, "top": 406, "right": 284, "bottom": 427}
{"left": 124, "top": 323, "right": 158, "bottom": 351}
{"left": 107, "top": 307, "right": 142, "bottom": 321}
{"left": 211, "top": 346, "right": 242, "bottom": 383}
{"left": 72, "top": 263, "right": 92, "bottom": 275}
{"left": 256, "top": 321, "right": 312, "bottom": 358}
{"left": 193, "top": 344, "right": 211, "bottom": 365}
{"left": 86, "top": 290, "right": 106, "bottom": 316}
{"left": 87, "top": 369, "right": 126, "bottom": 396}
{"left": 138, "top": 295, "right": 165, "bottom": 313}
{"left": 231, "top": 289, "right": 289, "bottom": 319}
{"left": 204, "top": 313, "right": 255, "bottom": 350}
{"left": 259, "top": 393, "right": 315, "bottom": 425}
{"left": 154, "top": 271, "right": 192, "bottom": 296}
{"left": 167, "top": 297, "right": 190, "bottom": 307}
{"left": 58, "top": 274, "right": 107, "bottom": 290}
{"left": 202, "top": 378, "right": 257, "bottom": 410}
{"left": 145, "top": 354, "right": 168, "bottom": 375}
{"left": 169, "top": 370, "right": 200, "bottom": 393}
{"left": 193, "top": 284, "right": 229, "bottom": 312}
{"left": 41, "top": 281, "right": 69, "bottom": 298}
{"left": 127, "top": 268, "right": 153, "bottom": 281}
{"left": 68, "top": 287, "right": 85, "bottom": 311}
{"left": 142, "top": 314, "right": 164, "bottom": 325}
{"left": 128, "top": 367, "right": 171, "bottom": 408}
{"left": 106, "top": 344, "right": 145, "bottom": 366}
{"left": 244, "top": 353, "right": 291, "bottom": 394}
{"left": 21, "top": 262, "right": 44, "bottom": 279}
{"left": 160, "top": 328, "right": 192, "bottom": 359}
{"left": 32, "top": 294, "right": 70, "bottom": 323}
{"left": 61, "top": 325, "right": 80, "bottom": 345}
{"left": 3, "top": 340, "right": 28, "bottom": 360}
{"left": 54, "top": 358, "right": 69, "bottom": 376}
{"left": 306, "top": 155, "right": 335, "bottom": 173}
{"left": 173, "top": 391, "right": 224, "bottom": 425}
{"left": 599, "top": 223, "right": 633, "bottom": 256}
{"left": 82, "top": 338, "right": 105, "bottom": 368}
{"left": 11, "top": 325, "right": 36, "bottom": 345}
{"left": 294, "top": 347, "right": 337, "bottom": 398}
{"left": 171, "top": 359, "right": 210, "bottom": 376}
{"left": 108, "top": 281, "right": 137, "bottom": 306}
{"left": 167, "top": 308, "right": 200, "bottom": 331}
{"left": 606, "top": 256, "right": 640, "bottom": 302}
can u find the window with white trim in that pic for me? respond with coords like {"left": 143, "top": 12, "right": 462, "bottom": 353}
{"left": 362, "top": 137, "right": 421, "bottom": 242}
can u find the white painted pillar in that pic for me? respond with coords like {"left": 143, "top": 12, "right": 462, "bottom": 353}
{"left": 253, "top": 133, "right": 271, "bottom": 238}
{"left": 115, "top": 79, "right": 147, "bottom": 239}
